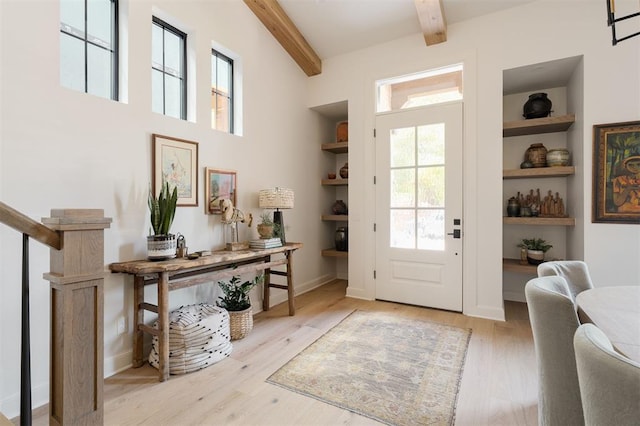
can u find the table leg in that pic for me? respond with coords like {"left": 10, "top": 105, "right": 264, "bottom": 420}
{"left": 286, "top": 251, "right": 295, "bottom": 316}
{"left": 132, "top": 275, "right": 145, "bottom": 368}
{"left": 263, "top": 256, "right": 271, "bottom": 312}
{"left": 157, "top": 271, "right": 170, "bottom": 382}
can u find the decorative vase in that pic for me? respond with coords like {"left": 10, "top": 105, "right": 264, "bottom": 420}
{"left": 527, "top": 249, "right": 545, "bottom": 265}
{"left": 523, "top": 92, "right": 552, "bottom": 119}
{"left": 507, "top": 197, "right": 520, "bottom": 217}
{"left": 526, "top": 143, "right": 548, "bottom": 167}
{"left": 228, "top": 306, "right": 253, "bottom": 340}
{"left": 336, "top": 121, "right": 348, "bottom": 142}
{"left": 332, "top": 200, "right": 348, "bottom": 215}
{"left": 519, "top": 248, "right": 528, "bottom": 265}
{"left": 546, "top": 148, "right": 570, "bottom": 166}
{"left": 257, "top": 223, "right": 274, "bottom": 239}
{"left": 335, "top": 227, "right": 348, "bottom": 251}
{"left": 147, "top": 234, "right": 177, "bottom": 260}
{"left": 339, "top": 162, "right": 349, "bottom": 179}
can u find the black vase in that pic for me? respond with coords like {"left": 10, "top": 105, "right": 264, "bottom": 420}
{"left": 523, "top": 93, "right": 552, "bottom": 119}
{"left": 335, "top": 227, "right": 348, "bottom": 252}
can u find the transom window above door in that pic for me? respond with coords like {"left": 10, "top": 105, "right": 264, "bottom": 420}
{"left": 376, "top": 64, "right": 463, "bottom": 113}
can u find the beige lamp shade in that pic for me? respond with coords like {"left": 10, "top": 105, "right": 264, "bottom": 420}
{"left": 259, "top": 188, "right": 294, "bottom": 209}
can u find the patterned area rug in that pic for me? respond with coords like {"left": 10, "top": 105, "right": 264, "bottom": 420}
{"left": 267, "top": 310, "right": 471, "bottom": 426}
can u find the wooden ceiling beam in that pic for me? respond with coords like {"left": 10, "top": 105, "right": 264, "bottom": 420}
{"left": 414, "top": 0, "right": 447, "bottom": 46}
{"left": 243, "top": 0, "right": 322, "bottom": 76}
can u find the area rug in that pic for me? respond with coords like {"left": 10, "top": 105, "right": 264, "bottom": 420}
{"left": 267, "top": 310, "right": 471, "bottom": 426}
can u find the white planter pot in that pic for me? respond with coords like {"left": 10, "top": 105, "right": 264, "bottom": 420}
{"left": 147, "top": 234, "right": 177, "bottom": 260}
{"left": 527, "top": 249, "right": 545, "bottom": 265}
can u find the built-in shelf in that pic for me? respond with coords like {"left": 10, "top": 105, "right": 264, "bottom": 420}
{"left": 322, "top": 178, "right": 348, "bottom": 186}
{"left": 503, "top": 166, "right": 575, "bottom": 179}
{"left": 322, "top": 215, "right": 349, "bottom": 221}
{"left": 321, "top": 141, "right": 348, "bottom": 154}
{"left": 503, "top": 216, "right": 575, "bottom": 226}
{"left": 503, "top": 114, "right": 575, "bottom": 137}
{"left": 322, "top": 248, "right": 349, "bottom": 258}
{"left": 503, "top": 258, "right": 537, "bottom": 274}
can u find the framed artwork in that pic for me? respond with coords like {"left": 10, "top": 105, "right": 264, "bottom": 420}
{"left": 592, "top": 121, "right": 640, "bottom": 223}
{"left": 205, "top": 168, "right": 237, "bottom": 214}
{"left": 152, "top": 134, "right": 199, "bottom": 206}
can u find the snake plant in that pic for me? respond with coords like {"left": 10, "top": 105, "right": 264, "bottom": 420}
{"left": 148, "top": 182, "right": 178, "bottom": 235}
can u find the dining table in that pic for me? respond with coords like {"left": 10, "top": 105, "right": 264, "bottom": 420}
{"left": 575, "top": 285, "right": 640, "bottom": 364}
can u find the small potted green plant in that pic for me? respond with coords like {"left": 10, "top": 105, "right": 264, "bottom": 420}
{"left": 217, "top": 274, "right": 263, "bottom": 340}
{"left": 257, "top": 211, "right": 275, "bottom": 239}
{"left": 517, "top": 238, "right": 553, "bottom": 265}
{"left": 147, "top": 182, "right": 178, "bottom": 260}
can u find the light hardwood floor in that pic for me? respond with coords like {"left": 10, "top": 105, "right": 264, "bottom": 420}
{"left": 33, "top": 279, "right": 538, "bottom": 426}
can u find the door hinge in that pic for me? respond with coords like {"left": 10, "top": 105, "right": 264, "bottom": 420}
{"left": 373, "top": 128, "right": 376, "bottom": 137}
{"left": 373, "top": 270, "right": 376, "bottom": 279}
{"left": 373, "top": 176, "right": 376, "bottom": 184}
{"left": 373, "top": 223, "right": 376, "bottom": 232}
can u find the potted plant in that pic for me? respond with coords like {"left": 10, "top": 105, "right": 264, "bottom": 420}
{"left": 517, "top": 238, "right": 553, "bottom": 265}
{"left": 147, "top": 182, "right": 178, "bottom": 260}
{"left": 257, "top": 211, "right": 275, "bottom": 239}
{"left": 217, "top": 275, "right": 263, "bottom": 340}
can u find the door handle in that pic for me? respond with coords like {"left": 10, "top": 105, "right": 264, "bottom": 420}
{"left": 447, "top": 229, "right": 461, "bottom": 239}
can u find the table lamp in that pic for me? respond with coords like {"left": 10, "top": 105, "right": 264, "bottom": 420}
{"left": 259, "top": 187, "right": 294, "bottom": 243}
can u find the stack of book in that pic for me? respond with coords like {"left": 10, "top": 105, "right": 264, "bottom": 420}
{"left": 249, "top": 238, "right": 282, "bottom": 249}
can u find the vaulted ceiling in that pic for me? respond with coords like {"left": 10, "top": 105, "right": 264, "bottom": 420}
{"left": 243, "top": 0, "right": 537, "bottom": 76}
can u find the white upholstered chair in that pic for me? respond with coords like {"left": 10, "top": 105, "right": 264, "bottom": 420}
{"left": 573, "top": 323, "right": 640, "bottom": 426}
{"left": 537, "top": 260, "right": 594, "bottom": 302}
{"left": 525, "top": 276, "right": 584, "bottom": 426}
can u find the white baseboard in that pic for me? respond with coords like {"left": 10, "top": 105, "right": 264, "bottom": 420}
{"left": 503, "top": 290, "right": 526, "bottom": 303}
{"left": 104, "top": 350, "right": 134, "bottom": 378}
{"left": 0, "top": 381, "right": 48, "bottom": 420}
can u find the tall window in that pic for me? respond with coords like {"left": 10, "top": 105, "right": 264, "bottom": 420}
{"left": 152, "top": 17, "right": 186, "bottom": 119}
{"left": 211, "top": 49, "right": 234, "bottom": 133}
{"left": 60, "top": 0, "right": 118, "bottom": 100}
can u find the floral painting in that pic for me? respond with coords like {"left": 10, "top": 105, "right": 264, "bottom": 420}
{"left": 152, "top": 134, "right": 198, "bottom": 206}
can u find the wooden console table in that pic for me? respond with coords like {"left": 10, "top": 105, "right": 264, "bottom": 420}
{"left": 109, "top": 242, "right": 302, "bottom": 381}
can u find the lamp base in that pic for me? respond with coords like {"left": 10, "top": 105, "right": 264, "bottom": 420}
{"left": 274, "top": 210, "right": 286, "bottom": 244}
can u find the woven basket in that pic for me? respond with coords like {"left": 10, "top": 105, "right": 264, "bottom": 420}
{"left": 228, "top": 306, "right": 253, "bottom": 340}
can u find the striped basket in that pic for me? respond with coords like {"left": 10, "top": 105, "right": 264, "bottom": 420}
{"left": 229, "top": 306, "right": 253, "bottom": 340}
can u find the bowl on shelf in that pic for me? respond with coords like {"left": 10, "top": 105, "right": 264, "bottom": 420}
{"left": 546, "top": 149, "right": 570, "bottom": 166}
{"left": 327, "top": 173, "right": 336, "bottom": 179}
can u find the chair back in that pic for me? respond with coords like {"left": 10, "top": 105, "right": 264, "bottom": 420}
{"left": 537, "top": 260, "right": 594, "bottom": 302}
{"left": 574, "top": 323, "right": 640, "bottom": 426}
{"left": 525, "top": 276, "right": 584, "bottom": 426}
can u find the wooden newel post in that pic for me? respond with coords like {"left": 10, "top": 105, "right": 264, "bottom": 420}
{"left": 42, "top": 209, "right": 112, "bottom": 426}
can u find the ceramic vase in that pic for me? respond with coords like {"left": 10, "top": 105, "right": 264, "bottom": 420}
{"left": 546, "top": 148, "right": 570, "bottom": 166}
{"left": 526, "top": 143, "right": 548, "bottom": 167}
{"left": 523, "top": 92, "right": 552, "bottom": 119}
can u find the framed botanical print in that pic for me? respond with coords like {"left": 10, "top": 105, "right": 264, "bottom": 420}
{"left": 152, "top": 134, "right": 199, "bottom": 206}
{"left": 592, "top": 121, "right": 640, "bottom": 223}
{"left": 205, "top": 168, "right": 237, "bottom": 214}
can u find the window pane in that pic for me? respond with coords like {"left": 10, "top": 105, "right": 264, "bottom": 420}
{"left": 216, "top": 56, "right": 230, "bottom": 94}
{"left": 390, "top": 127, "right": 415, "bottom": 167}
{"left": 87, "top": 44, "right": 111, "bottom": 99}
{"left": 87, "top": 0, "right": 112, "bottom": 48}
{"left": 152, "top": 69, "right": 164, "bottom": 114}
{"left": 417, "top": 209, "right": 444, "bottom": 250}
{"left": 418, "top": 166, "right": 444, "bottom": 207}
{"left": 60, "top": 0, "right": 85, "bottom": 37}
{"left": 211, "top": 54, "right": 217, "bottom": 87}
{"left": 164, "top": 74, "right": 181, "bottom": 119}
{"left": 215, "top": 96, "right": 230, "bottom": 132}
{"left": 164, "top": 30, "right": 182, "bottom": 77}
{"left": 60, "top": 33, "right": 85, "bottom": 92}
{"left": 152, "top": 23, "right": 163, "bottom": 70}
{"left": 391, "top": 169, "right": 415, "bottom": 208}
{"left": 390, "top": 209, "right": 415, "bottom": 249}
{"left": 417, "top": 123, "right": 445, "bottom": 165}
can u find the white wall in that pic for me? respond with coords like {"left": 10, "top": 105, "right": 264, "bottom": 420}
{"left": 307, "top": 0, "right": 640, "bottom": 318}
{"left": 0, "top": 0, "right": 335, "bottom": 417}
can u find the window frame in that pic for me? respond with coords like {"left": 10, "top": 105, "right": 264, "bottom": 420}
{"left": 152, "top": 16, "right": 187, "bottom": 120}
{"left": 211, "top": 48, "right": 234, "bottom": 133}
{"left": 60, "top": 0, "right": 119, "bottom": 100}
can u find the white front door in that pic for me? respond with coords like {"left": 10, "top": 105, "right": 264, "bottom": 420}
{"left": 375, "top": 102, "right": 463, "bottom": 311}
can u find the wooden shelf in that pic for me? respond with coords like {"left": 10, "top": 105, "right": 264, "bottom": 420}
{"left": 321, "top": 142, "right": 348, "bottom": 154}
{"left": 503, "top": 166, "right": 575, "bottom": 179}
{"left": 503, "top": 258, "right": 537, "bottom": 274}
{"left": 322, "top": 249, "right": 348, "bottom": 258}
{"left": 503, "top": 114, "right": 575, "bottom": 137}
{"left": 503, "top": 216, "right": 575, "bottom": 226}
{"left": 322, "top": 178, "right": 348, "bottom": 186}
{"left": 322, "top": 215, "right": 348, "bottom": 221}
